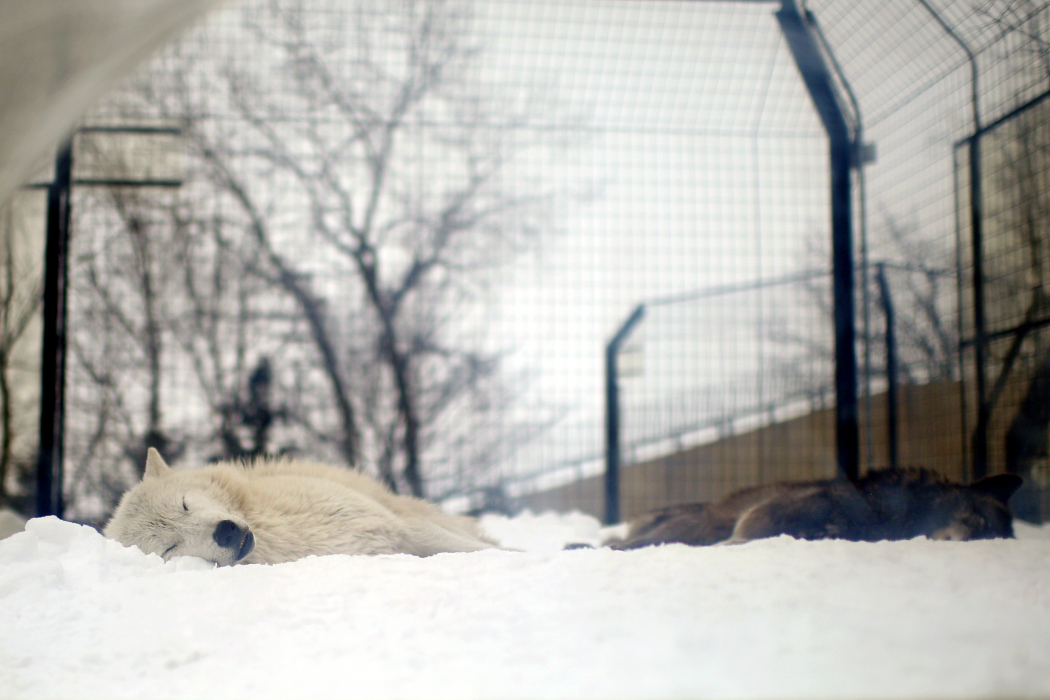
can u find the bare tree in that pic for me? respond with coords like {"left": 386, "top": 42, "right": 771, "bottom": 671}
{"left": 71, "top": 185, "right": 185, "bottom": 479}
{"left": 775, "top": 212, "right": 958, "bottom": 398}
{"left": 66, "top": 0, "right": 561, "bottom": 503}
{"left": 67, "top": 157, "right": 310, "bottom": 496}
{"left": 0, "top": 199, "right": 42, "bottom": 510}
{"left": 216, "top": 356, "right": 298, "bottom": 460}
{"left": 875, "top": 214, "right": 958, "bottom": 384}
{"left": 159, "top": 0, "right": 551, "bottom": 495}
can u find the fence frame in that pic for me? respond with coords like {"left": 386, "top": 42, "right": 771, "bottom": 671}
{"left": 954, "top": 87, "right": 1050, "bottom": 481}
{"left": 775, "top": 0, "right": 859, "bottom": 482}
{"left": 33, "top": 126, "right": 184, "bottom": 517}
{"left": 603, "top": 0, "right": 860, "bottom": 522}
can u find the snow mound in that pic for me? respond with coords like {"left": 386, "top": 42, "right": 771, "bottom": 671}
{"left": 479, "top": 509, "right": 623, "bottom": 552}
{"left": 0, "top": 517, "right": 213, "bottom": 598}
{"left": 1015, "top": 519, "right": 1050, "bottom": 539}
{"left": 1, "top": 513, "right": 1049, "bottom": 699}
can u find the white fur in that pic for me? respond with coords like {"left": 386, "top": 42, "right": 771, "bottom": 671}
{"left": 0, "top": 508, "right": 25, "bottom": 540}
{"left": 103, "top": 448, "right": 496, "bottom": 566}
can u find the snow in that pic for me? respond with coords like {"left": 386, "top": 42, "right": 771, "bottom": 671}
{"left": 2, "top": 513, "right": 1049, "bottom": 699}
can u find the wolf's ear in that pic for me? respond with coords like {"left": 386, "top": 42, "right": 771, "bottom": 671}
{"left": 144, "top": 448, "right": 172, "bottom": 481}
{"left": 970, "top": 473, "right": 1023, "bottom": 504}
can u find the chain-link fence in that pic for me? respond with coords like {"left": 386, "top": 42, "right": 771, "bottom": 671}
{"left": 957, "top": 89, "right": 1050, "bottom": 522}
{"left": 9, "top": 0, "right": 1049, "bottom": 526}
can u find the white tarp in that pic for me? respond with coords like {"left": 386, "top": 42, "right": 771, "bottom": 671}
{"left": 0, "top": 0, "right": 222, "bottom": 203}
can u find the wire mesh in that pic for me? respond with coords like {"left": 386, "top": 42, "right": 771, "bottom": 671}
{"left": 28, "top": 0, "right": 1047, "bottom": 525}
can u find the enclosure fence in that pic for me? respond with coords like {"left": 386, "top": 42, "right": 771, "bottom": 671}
{"left": 8, "top": 0, "right": 1049, "bottom": 526}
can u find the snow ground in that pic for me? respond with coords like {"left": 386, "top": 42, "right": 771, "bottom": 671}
{"left": 1, "top": 513, "right": 1049, "bottom": 699}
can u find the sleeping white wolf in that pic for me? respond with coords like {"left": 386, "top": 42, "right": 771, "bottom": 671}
{"left": 103, "top": 448, "right": 497, "bottom": 565}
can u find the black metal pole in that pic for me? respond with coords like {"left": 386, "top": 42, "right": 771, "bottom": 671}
{"left": 36, "top": 140, "right": 73, "bottom": 518}
{"left": 951, "top": 145, "right": 971, "bottom": 479}
{"left": 830, "top": 138, "right": 859, "bottom": 482}
{"left": 876, "top": 264, "right": 898, "bottom": 471}
{"left": 605, "top": 304, "right": 645, "bottom": 525}
{"left": 777, "top": 0, "right": 859, "bottom": 481}
{"left": 969, "top": 135, "right": 989, "bottom": 479}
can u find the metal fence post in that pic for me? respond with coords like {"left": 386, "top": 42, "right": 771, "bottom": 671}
{"left": 32, "top": 126, "right": 183, "bottom": 518}
{"left": 36, "top": 140, "right": 73, "bottom": 518}
{"left": 776, "top": 0, "right": 858, "bottom": 481}
{"left": 876, "top": 263, "right": 898, "bottom": 470}
{"left": 968, "top": 132, "right": 990, "bottom": 479}
{"left": 605, "top": 304, "right": 645, "bottom": 525}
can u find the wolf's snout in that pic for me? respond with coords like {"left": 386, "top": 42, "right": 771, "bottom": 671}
{"left": 213, "top": 520, "right": 255, "bottom": 561}
{"left": 213, "top": 519, "right": 244, "bottom": 548}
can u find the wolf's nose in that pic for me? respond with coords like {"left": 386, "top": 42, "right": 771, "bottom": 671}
{"left": 213, "top": 519, "right": 245, "bottom": 549}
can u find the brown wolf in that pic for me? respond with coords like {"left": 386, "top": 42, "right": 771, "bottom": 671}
{"left": 612, "top": 468, "right": 1023, "bottom": 550}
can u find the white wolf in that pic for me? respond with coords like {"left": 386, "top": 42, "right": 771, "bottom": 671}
{"left": 103, "top": 448, "right": 497, "bottom": 565}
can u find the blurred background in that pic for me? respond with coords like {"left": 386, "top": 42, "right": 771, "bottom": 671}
{"left": 3, "top": 0, "right": 1049, "bottom": 527}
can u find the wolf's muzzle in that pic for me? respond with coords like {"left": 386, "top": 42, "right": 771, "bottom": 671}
{"left": 213, "top": 520, "right": 255, "bottom": 561}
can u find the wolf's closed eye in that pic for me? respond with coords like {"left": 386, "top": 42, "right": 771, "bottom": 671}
{"left": 183, "top": 497, "right": 188, "bottom": 512}
{"left": 162, "top": 544, "right": 177, "bottom": 558}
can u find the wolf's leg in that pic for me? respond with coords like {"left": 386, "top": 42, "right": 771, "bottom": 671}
{"left": 626, "top": 503, "right": 708, "bottom": 541}
{"left": 727, "top": 488, "right": 831, "bottom": 543}
{"left": 725, "top": 501, "right": 773, "bottom": 544}
{"left": 406, "top": 520, "right": 502, "bottom": 555}
{"left": 608, "top": 533, "right": 674, "bottom": 550}
{"left": 612, "top": 509, "right": 735, "bottom": 548}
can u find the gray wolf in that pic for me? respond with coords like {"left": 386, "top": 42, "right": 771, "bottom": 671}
{"left": 104, "top": 448, "right": 497, "bottom": 565}
{"left": 612, "top": 468, "right": 1023, "bottom": 549}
